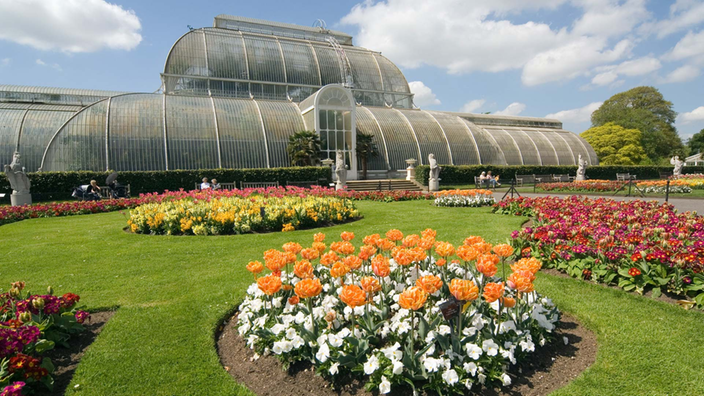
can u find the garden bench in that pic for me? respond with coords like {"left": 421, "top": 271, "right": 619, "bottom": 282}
{"left": 552, "top": 174, "right": 571, "bottom": 182}
{"left": 659, "top": 171, "right": 673, "bottom": 179}
{"left": 474, "top": 176, "right": 492, "bottom": 189}
{"left": 193, "top": 182, "right": 236, "bottom": 190}
{"left": 241, "top": 181, "right": 280, "bottom": 189}
{"left": 515, "top": 174, "right": 535, "bottom": 186}
{"left": 533, "top": 174, "right": 553, "bottom": 183}
{"left": 616, "top": 173, "right": 635, "bottom": 181}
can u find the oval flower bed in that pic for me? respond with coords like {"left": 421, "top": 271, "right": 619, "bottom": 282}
{"left": 536, "top": 180, "right": 625, "bottom": 193}
{"left": 237, "top": 230, "right": 559, "bottom": 394}
{"left": 493, "top": 196, "right": 704, "bottom": 306}
{"left": 433, "top": 189, "right": 495, "bottom": 207}
{"left": 1, "top": 282, "right": 90, "bottom": 396}
{"left": 128, "top": 195, "right": 360, "bottom": 235}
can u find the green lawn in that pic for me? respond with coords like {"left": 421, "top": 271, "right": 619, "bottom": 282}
{"left": 1, "top": 201, "right": 704, "bottom": 395}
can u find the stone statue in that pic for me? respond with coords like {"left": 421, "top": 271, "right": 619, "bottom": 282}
{"left": 335, "top": 150, "right": 347, "bottom": 191}
{"left": 3, "top": 152, "right": 32, "bottom": 206}
{"left": 670, "top": 156, "right": 684, "bottom": 177}
{"left": 576, "top": 154, "right": 588, "bottom": 181}
{"left": 428, "top": 153, "right": 441, "bottom": 191}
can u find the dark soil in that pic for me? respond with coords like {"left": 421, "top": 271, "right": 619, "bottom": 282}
{"left": 34, "top": 311, "right": 114, "bottom": 396}
{"left": 217, "top": 313, "right": 596, "bottom": 396}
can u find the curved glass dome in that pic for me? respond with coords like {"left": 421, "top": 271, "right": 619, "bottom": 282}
{"left": 162, "top": 28, "right": 413, "bottom": 107}
{"left": 38, "top": 90, "right": 597, "bottom": 172}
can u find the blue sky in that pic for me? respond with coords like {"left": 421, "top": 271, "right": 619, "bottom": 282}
{"left": 0, "top": 0, "right": 703, "bottom": 141}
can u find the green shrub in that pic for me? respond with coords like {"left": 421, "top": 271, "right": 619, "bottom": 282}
{"left": 0, "top": 167, "right": 332, "bottom": 200}
{"left": 414, "top": 165, "right": 704, "bottom": 186}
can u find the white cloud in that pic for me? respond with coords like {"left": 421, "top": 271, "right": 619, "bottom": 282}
{"left": 587, "top": 56, "right": 661, "bottom": 87}
{"left": 662, "top": 65, "right": 701, "bottom": 83}
{"left": 0, "top": 58, "right": 9, "bottom": 66}
{"left": 495, "top": 102, "right": 526, "bottom": 116}
{"left": 640, "top": 0, "right": 704, "bottom": 38}
{"left": 591, "top": 71, "right": 619, "bottom": 86}
{"left": 408, "top": 81, "right": 441, "bottom": 107}
{"left": 36, "top": 58, "right": 62, "bottom": 71}
{"left": 546, "top": 102, "right": 603, "bottom": 123}
{"left": 677, "top": 106, "right": 704, "bottom": 124}
{"left": 341, "top": 0, "right": 650, "bottom": 87}
{"left": 0, "top": 0, "right": 142, "bottom": 53}
{"left": 460, "top": 99, "right": 486, "bottom": 113}
{"left": 665, "top": 30, "right": 704, "bottom": 65}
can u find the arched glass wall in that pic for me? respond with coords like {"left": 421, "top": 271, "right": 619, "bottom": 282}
{"left": 163, "top": 28, "right": 413, "bottom": 107}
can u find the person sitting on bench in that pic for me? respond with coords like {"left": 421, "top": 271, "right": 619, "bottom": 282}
{"left": 211, "top": 178, "right": 221, "bottom": 190}
{"left": 487, "top": 171, "right": 501, "bottom": 187}
{"left": 200, "top": 177, "right": 211, "bottom": 190}
{"left": 85, "top": 180, "right": 102, "bottom": 200}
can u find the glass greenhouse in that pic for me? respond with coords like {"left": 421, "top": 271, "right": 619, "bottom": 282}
{"left": 0, "top": 15, "right": 598, "bottom": 178}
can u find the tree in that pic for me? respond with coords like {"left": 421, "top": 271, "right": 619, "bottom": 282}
{"left": 287, "top": 131, "right": 321, "bottom": 166}
{"left": 581, "top": 123, "right": 647, "bottom": 165}
{"left": 688, "top": 129, "right": 704, "bottom": 154}
{"left": 591, "top": 86, "right": 683, "bottom": 162}
{"left": 355, "top": 131, "right": 379, "bottom": 180}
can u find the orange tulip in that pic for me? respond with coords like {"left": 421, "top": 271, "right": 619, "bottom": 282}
{"left": 320, "top": 251, "right": 339, "bottom": 266}
{"left": 476, "top": 254, "right": 499, "bottom": 277}
{"left": 344, "top": 255, "right": 363, "bottom": 270}
{"left": 295, "top": 278, "right": 323, "bottom": 299}
{"left": 339, "top": 285, "right": 366, "bottom": 307}
{"left": 511, "top": 257, "right": 542, "bottom": 275}
{"left": 300, "top": 248, "right": 320, "bottom": 261}
{"left": 288, "top": 295, "right": 300, "bottom": 305}
{"left": 330, "top": 261, "right": 350, "bottom": 278}
{"left": 376, "top": 238, "right": 396, "bottom": 251}
{"left": 418, "top": 237, "right": 435, "bottom": 251}
{"left": 293, "top": 260, "right": 314, "bottom": 279}
{"left": 493, "top": 244, "right": 514, "bottom": 258}
{"left": 463, "top": 236, "right": 484, "bottom": 246}
{"left": 257, "top": 274, "right": 282, "bottom": 295}
{"left": 386, "top": 229, "right": 404, "bottom": 242}
{"left": 313, "top": 232, "right": 326, "bottom": 242}
{"left": 246, "top": 260, "right": 264, "bottom": 274}
{"left": 436, "top": 258, "right": 447, "bottom": 267}
{"left": 359, "top": 245, "right": 377, "bottom": 261}
{"left": 372, "top": 255, "right": 390, "bottom": 277}
{"left": 264, "top": 251, "right": 286, "bottom": 273}
{"left": 410, "top": 247, "right": 428, "bottom": 263}
{"left": 331, "top": 241, "right": 355, "bottom": 256}
{"left": 501, "top": 296, "right": 516, "bottom": 308}
{"left": 507, "top": 271, "right": 535, "bottom": 293}
{"left": 456, "top": 245, "right": 480, "bottom": 262}
{"left": 393, "top": 248, "right": 414, "bottom": 266}
{"left": 421, "top": 228, "right": 437, "bottom": 239}
{"left": 363, "top": 233, "right": 381, "bottom": 246}
{"left": 360, "top": 276, "right": 381, "bottom": 294}
{"left": 398, "top": 286, "right": 428, "bottom": 310}
{"left": 312, "top": 242, "right": 327, "bottom": 254}
{"left": 483, "top": 282, "right": 505, "bottom": 303}
{"left": 416, "top": 275, "right": 443, "bottom": 294}
{"left": 449, "top": 279, "right": 479, "bottom": 301}
{"left": 402, "top": 234, "right": 420, "bottom": 248}
{"left": 435, "top": 242, "right": 455, "bottom": 258}
{"left": 282, "top": 242, "right": 303, "bottom": 254}
{"left": 340, "top": 231, "right": 355, "bottom": 241}
{"left": 473, "top": 242, "right": 493, "bottom": 254}
{"left": 283, "top": 251, "right": 297, "bottom": 264}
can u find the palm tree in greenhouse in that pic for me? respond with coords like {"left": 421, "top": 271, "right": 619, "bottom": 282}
{"left": 356, "top": 131, "right": 379, "bottom": 180}
{"left": 287, "top": 130, "right": 322, "bottom": 166}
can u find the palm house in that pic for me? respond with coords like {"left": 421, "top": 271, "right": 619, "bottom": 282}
{"left": 0, "top": 15, "right": 598, "bottom": 179}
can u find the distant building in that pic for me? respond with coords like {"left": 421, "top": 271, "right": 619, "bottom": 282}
{"left": 0, "top": 15, "right": 598, "bottom": 178}
{"left": 686, "top": 153, "right": 703, "bottom": 166}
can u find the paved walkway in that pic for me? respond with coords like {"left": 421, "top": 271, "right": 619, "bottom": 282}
{"left": 492, "top": 191, "right": 704, "bottom": 213}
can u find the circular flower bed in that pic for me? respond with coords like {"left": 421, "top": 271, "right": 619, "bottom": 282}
{"left": 433, "top": 189, "right": 495, "bottom": 207}
{"left": 237, "top": 230, "right": 559, "bottom": 394}
{"left": 128, "top": 195, "right": 360, "bottom": 235}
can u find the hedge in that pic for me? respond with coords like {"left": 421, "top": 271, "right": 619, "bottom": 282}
{"left": 0, "top": 167, "right": 332, "bottom": 201}
{"left": 414, "top": 165, "right": 704, "bottom": 186}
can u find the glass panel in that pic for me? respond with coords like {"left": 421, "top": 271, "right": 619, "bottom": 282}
{"left": 280, "top": 41, "right": 320, "bottom": 86}
{"left": 355, "top": 107, "right": 389, "bottom": 171}
{"left": 43, "top": 101, "right": 107, "bottom": 171}
{"left": 243, "top": 36, "right": 286, "bottom": 83}
{"left": 109, "top": 94, "right": 165, "bottom": 171}
{"left": 366, "top": 107, "right": 419, "bottom": 170}
{"left": 0, "top": 109, "right": 26, "bottom": 170}
{"left": 374, "top": 54, "right": 410, "bottom": 93}
{"left": 312, "top": 45, "right": 343, "bottom": 86}
{"left": 165, "top": 96, "right": 218, "bottom": 170}
{"left": 522, "top": 129, "right": 558, "bottom": 165}
{"left": 461, "top": 120, "right": 507, "bottom": 165}
{"left": 346, "top": 51, "right": 382, "bottom": 91}
{"left": 258, "top": 101, "right": 305, "bottom": 167}
{"left": 539, "top": 129, "right": 576, "bottom": 164}
{"left": 205, "top": 30, "right": 248, "bottom": 80}
{"left": 398, "top": 109, "right": 450, "bottom": 165}
{"left": 424, "top": 111, "right": 480, "bottom": 165}
{"left": 19, "top": 110, "right": 75, "bottom": 172}
{"left": 214, "top": 98, "right": 268, "bottom": 169}
{"left": 482, "top": 127, "right": 523, "bottom": 166}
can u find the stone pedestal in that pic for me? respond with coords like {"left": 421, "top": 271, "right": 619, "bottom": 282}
{"left": 11, "top": 192, "right": 32, "bottom": 206}
{"left": 336, "top": 181, "right": 346, "bottom": 191}
{"left": 428, "top": 178, "right": 439, "bottom": 192}
{"left": 576, "top": 174, "right": 586, "bottom": 181}
{"left": 406, "top": 166, "right": 415, "bottom": 181}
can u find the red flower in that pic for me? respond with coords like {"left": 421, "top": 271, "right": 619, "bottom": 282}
{"left": 628, "top": 267, "right": 641, "bottom": 277}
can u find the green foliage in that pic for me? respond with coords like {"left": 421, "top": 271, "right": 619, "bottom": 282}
{"left": 413, "top": 164, "right": 704, "bottom": 186}
{"left": 355, "top": 131, "right": 380, "bottom": 180}
{"left": 591, "top": 86, "right": 684, "bottom": 162}
{"left": 0, "top": 167, "right": 332, "bottom": 200}
{"left": 287, "top": 131, "right": 322, "bottom": 166}
{"left": 688, "top": 129, "right": 704, "bottom": 154}
{"left": 581, "top": 123, "right": 647, "bottom": 165}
